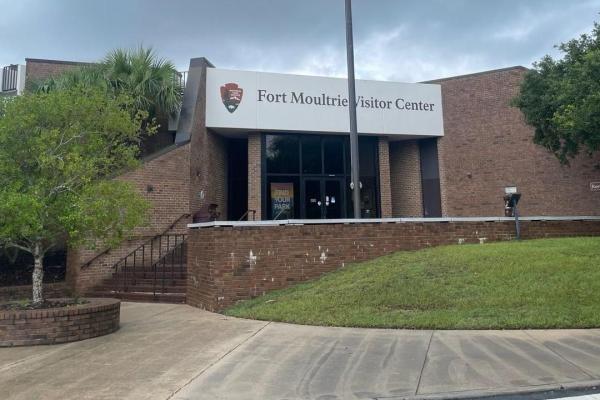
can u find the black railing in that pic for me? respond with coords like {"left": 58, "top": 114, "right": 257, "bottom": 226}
{"left": 114, "top": 233, "right": 187, "bottom": 297}
{"left": 238, "top": 209, "right": 257, "bottom": 221}
{"left": 81, "top": 213, "right": 190, "bottom": 269}
{"left": 2, "top": 65, "right": 18, "bottom": 92}
{"left": 152, "top": 235, "right": 187, "bottom": 297}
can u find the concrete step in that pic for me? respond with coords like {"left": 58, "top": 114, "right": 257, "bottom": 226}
{"left": 112, "top": 270, "right": 187, "bottom": 277}
{"left": 94, "top": 284, "right": 186, "bottom": 293}
{"left": 119, "top": 264, "right": 187, "bottom": 271}
{"left": 88, "top": 291, "right": 186, "bottom": 304}
{"left": 106, "top": 277, "right": 187, "bottom": 286}
{"left": 113, "top": 272, "right": 187, "bottom": 279}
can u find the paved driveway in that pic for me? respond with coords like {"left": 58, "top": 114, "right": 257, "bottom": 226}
{"left": 2, "top": 302, "right": 600, "bottom": 399}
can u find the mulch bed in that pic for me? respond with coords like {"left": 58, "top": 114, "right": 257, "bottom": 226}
{"left": 0, "top": 298, "right": 88, "bottom": 311}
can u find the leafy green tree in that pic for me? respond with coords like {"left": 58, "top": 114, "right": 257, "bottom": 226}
{"left": 513, "top": 23, "right": 600, "bottom": 164}
{"left": 0, "top": 87, "right": 150, "bottom": 305}
{"left": 31, "top": 46, "right": 183, "bottom": 119}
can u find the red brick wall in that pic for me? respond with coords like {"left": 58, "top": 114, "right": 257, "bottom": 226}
{"left": 25, "top": 58, "right": 89, "bottom": 85}
{"left": 389, "top": 140, "right": 423, "bottom": 217}
{"left": 206, "top": 131, "right": 228, "bottom": 219}
{"left": 118, "top": 144, "right": 190, "bottom": 235}
{"left": 186, "top": 219, "right": 600, "bottom": 311}
{"left": 67, "top": 144, "right": 191, "bottom": 293}
{"left": 378, "top": 137, "right": 393, "bottom": 218}
{"left": 433, "top": 67, "right": 600, "bottom": 216}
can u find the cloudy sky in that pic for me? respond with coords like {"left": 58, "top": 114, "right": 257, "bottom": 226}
{"left": 1, "top": 0, "right": 599, "bottom": 82}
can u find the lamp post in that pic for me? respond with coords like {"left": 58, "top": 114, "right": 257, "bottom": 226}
{"left": 345, "top": 0, "right": 361, "bottom": 218}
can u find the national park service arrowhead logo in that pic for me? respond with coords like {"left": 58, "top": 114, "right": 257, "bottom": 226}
{"left": 220, "top": 82, "right": 243, "bottom": 113}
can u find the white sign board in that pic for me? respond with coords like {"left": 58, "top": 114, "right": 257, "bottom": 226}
{"left": 206, "top": 68, "right": 444, "bottom": 137}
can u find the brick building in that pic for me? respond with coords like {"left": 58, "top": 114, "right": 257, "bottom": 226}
{"left": 176, "top": 59, "right": 600, "bottom": 222}
{"left": 2, "top": 57, "right": 600, "bottom": 302}
{"left": 4, "top": 57, "right": 599, "bottom": 223}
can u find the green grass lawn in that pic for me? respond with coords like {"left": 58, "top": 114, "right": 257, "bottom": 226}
{"left": 224, "top": 237, "right": 600, "bottom": 329}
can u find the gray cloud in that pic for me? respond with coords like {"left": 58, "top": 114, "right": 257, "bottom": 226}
{"left": 1, "top": 0, "right": 599, "bottom": 82}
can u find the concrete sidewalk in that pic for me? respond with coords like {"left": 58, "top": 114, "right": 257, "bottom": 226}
{"left": 2, "top": 303, "right": 600, "bottom": 399}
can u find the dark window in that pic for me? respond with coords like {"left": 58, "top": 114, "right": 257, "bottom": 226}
{"left": 1, "top": 247, "right": 66, "bottom": 286}
{"left": 359, "top": 176, "right": 378, "bottom": 218}
{"left": 266, "top": 135, "right": 299, "bottom": 174}
{"left": 227, "top": 138, "right": 248, "bottom": 220}
{"left": 323, "top": 137, "right": 344, "bottom": 174}
{"left": 346, "top": 136, "right": 379, "bottom": 218}
{"left": 419, "top": 138, "right": 442, "bottom": 217}
{"left": 301, "top": 135, "right": 321, "bottom": 174}
{"left": 359, "top": 137, "right": 377, "bottom": 177}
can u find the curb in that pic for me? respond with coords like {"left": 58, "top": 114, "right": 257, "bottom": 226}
{"left": 388, "top": 380, "right": 600, "bottom": 400}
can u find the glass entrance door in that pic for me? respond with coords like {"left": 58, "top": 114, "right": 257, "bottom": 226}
{"left": 302, "top": 178, "right": 345, "bottom": 219}
{"left": 304, "top": 179, "right": 322, "bottom": 219}
{"left": 324, "top": 179, "right": 343, "bottom": 219}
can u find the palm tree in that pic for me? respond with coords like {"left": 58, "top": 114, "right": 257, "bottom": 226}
{"left": 30, "top": 46, "right": 183, "bottom": 119}
{"left": 101, "top": 47, "right": 183, "bottom": 117}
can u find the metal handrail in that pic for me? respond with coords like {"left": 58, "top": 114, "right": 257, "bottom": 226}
{"left": 238, "top": 209, "right": 257, "bottom": 221}
{"left": 273, "top": 209, "right": 288, "bottom": 220}
{"left": 114, "top": 233, "right": 187, "bottom": 294}
{"left": 149, "top": 234, "right": 187, "bottom": 269}
{"left": 81, "top": 213, "right": 190, "bottom": 269}
{"left": 150, "top": 235, "right": 187, "bottom": 297}
{"left": 111, "top": 213, "right": 190, "bottom": 268}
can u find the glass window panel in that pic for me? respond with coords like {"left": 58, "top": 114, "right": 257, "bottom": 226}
{"left": 346, "top": 176, "right": 379, "bottom": 218}
{"left": 360, "top": 176, "right": 378, "bottom": 218}
{"left": 323, "top": 137, "right": 344, "bottom": 174}
{"left": 266, "top": 135, "right": 299, "bottom": 174}
{"left": 301, "top": 136, "right": 321, "bottom": 174}
{"left": 358, "top": 137, "right": 377, "bottom": 177}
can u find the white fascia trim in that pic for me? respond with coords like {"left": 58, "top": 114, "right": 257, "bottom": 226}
{"left": 188, "top": 216, "right": 600, "bottom": 229}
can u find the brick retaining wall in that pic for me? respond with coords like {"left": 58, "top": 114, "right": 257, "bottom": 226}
{"left": 0, "top": 298, "right": 120, "bottom": 346}
{"left": 187, "top": 218, "right": 600, "bottom": 311}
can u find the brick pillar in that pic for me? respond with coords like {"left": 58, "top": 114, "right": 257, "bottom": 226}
{"left": 188, "top": 58, "right": 210, "bottom": 216}
{"left": 378, "top": 137, "right": 393, "bottom": 218}
{"left": 248, "top": 133, "right": 262, "bottom": 220}
{"left": 389, "top": 140, "right": 424, "bottom": 217}
{"left": 436, "top": 136, "right": 448, "bottom": 217}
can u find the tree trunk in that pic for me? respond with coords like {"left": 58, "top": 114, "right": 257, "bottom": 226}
{"left": 32, "top": 243, "right": 44, "bottom": 305}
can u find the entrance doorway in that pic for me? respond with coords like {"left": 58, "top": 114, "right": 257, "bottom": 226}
{"left": 302, "top": 178, "right": 344, "bottom": 219}
{"left": 263, "top": 133, "right": 380, "bottom": 220}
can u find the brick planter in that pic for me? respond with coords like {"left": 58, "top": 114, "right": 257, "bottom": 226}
{"left": 0, "top": 298, "right": 120, "bottom": 347}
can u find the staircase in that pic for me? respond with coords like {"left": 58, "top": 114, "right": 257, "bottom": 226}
{"left": 88, "top": 234, "right": 188, "bottom": 303}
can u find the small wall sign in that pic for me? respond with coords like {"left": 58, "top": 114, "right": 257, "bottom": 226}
{"left": 590, "top": 182, "right": 600, "bottom": 192}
